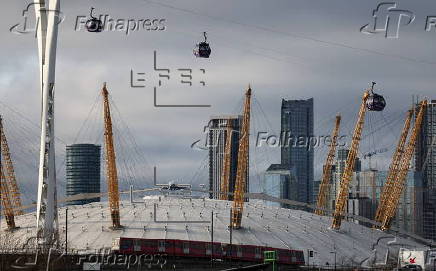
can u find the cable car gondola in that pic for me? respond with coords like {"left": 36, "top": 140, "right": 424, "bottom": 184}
{"left": 366, "top": 82, "right": 386, "bottom": 111}
{"left": 193, "top": 32, "right": 211, "bottom": 58}
{"left": 85, "top": 7, "right": 103, "bottom": 33}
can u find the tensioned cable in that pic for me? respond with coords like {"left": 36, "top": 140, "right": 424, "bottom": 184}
{"left": 142, "top": 0, "right": 436, "bottom": 66}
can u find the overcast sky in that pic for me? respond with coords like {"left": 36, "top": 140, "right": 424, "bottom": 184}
{"left": 1, "top": 0, "right": 436, "bottom": 203}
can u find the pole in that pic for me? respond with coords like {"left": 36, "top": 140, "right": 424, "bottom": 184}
{"left": 65, "top": 208, "right": 68, "bottom": 254}
{"left": 334, "top": 251, "right": 337, "bottom": 271}
{"left": 0, "top": 117, "right": 2, "bottom": 232}
{"left": 307, "top": 249, "right": 310, "bottom": 267}
{"left": 211, "top": 211, "right": 214, "bottom": 267}
{"left": 229, "top": 208, "right": 233, "bottom": 264}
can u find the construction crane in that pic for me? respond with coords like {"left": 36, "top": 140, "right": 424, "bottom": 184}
{"left": 331, "top": 82, "right": 385, "bottom": 230}
{"left": 379, "top": 100, "right": 427, "bottom": 230}
{"left": 315, "top": 114, "right": 341, "bottom": 215}
{"left": 373, "top": 109, "right": 413, "bottom": 227}
{"left": 231, "top": 85, "right": 252, "bottom": 229}
{"left": 102, "top": 83, "right": 122, "bottom": 229}
{"left": 0, "top": 116, "right": 23, "bottom": 215}
{"left": 220, "top": 119, "right": 233, "bottom": 200}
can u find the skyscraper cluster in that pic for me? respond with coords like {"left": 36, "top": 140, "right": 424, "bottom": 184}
{"left": 261, "top": 98, "right": 436, "bottom": 240}
{"left": 204, "top": 95, "right": 436, "bottom": 240}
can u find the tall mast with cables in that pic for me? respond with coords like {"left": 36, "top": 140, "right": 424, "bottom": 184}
{"left": 373, "top": 109, "right": 413, "bottom": 226}
{"left": 379, "top": 100, "right": 427, "bottom": 230}
{"left": 34, "top": 0, "right": 60, "bottom": 247}
{"left": 331, "top": 85, "right": 372, "bottom": 230}
{"left": 231, "top": 85, "right": 251, "bottom": 229}
{"left": 220, "top": 119, "right": 233, "bottom": 200}
{"left": 315, "top": 114, "right": 341, "bottom": 215}
{"left": 0, "top": 117, "right": 16, "bottom": 230}
{"left": 102, "top": 83, "right": 122, "bottom": 229}
{"left": 0, "top": 117, "right": 23, "bottom": 216}
{"left": 1, "top": 170, "right": 16, "bottom": 230}
{"left": 331, "top": 82, "right": 385, "bottom": 230}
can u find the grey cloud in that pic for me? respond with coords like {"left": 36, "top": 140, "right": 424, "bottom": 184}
{"left": 1, "top": 0, "right": 435, "bottom": 203}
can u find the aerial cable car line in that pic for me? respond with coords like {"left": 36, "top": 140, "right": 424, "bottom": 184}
{"left": 168, "top": 26, "right": 309, "bottom": 67}
{"left": 142, "top": 0, "right": 435, "bottom": 66}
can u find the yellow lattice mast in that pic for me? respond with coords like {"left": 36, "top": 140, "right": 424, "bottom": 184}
{"left": 220, "top": 119, "right": 233, "bottom": 200}
{"left": 1, "top": 169, "right": 16, "bottom": 230}
{"left": 231, "top": 85, "right": 252, "bottom": 229}
{"left": 102, "top": 83, "right": 122, "bottom": 229}
{"left": 373, "top": 109, "right": 413, "bottom": 226}
{"left": 379, "top": 100, "right": 427, "bottom": 230}
{"left": 315, "top": 115, "right": 341, "bottom": 215}
{"left": 0, "top": 117, "right": 16, "bottom": 230}
{"left": 0, "top": 116, "right": 23, "bottom": 215}
{"left": 331, "top": 83, "right": 378, "bottom": 230}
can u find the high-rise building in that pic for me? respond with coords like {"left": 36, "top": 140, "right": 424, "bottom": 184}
{"left": 263, "top": 164, "right": 297, "bottom": 208}
{"left": 66, "top": 144, "right": 101, "bottom": 205}
{"left": 281, "top": 98, "right": 314, "bottom": 203}
{"left": 345, "top": 169, "right": 422, "bottom": 233}
{"left": 208, "top": 115, "right": 245, "bottom": 200}
{"left": 328, "top": 148, "right": 361, "bottom": 210}
{"left": 415, "top": 100, "right": 436, "bottom": 240}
